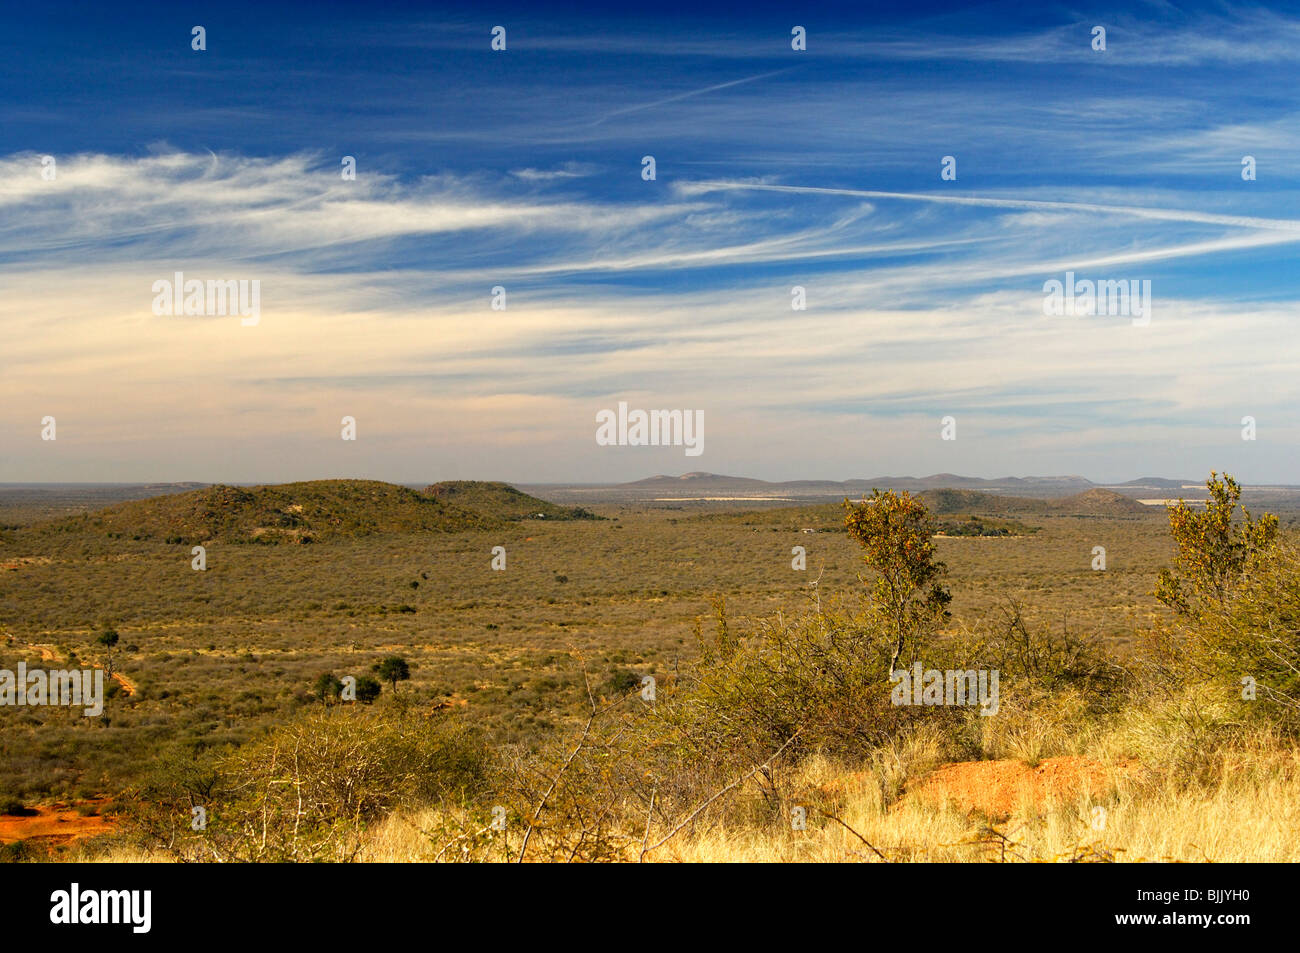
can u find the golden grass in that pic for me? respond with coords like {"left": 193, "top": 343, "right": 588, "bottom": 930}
{"left": 654, "top": 746, "right": 1300, "bottom": 863}
{"left": 64, "top": 739, "right": 1300, "bottom": 864}
{"left": 322, "top": 737, "right": 1300, "bottom": 863}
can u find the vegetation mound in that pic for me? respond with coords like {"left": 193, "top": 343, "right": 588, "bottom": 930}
{"left": 1050, "top": 488, "right": 1150, "bottom": 516}
{"left": 33, "top": 479, "right": 500, "bottom": 544}
{"left": 919, "top": 487, "right": 1148, "bottom": 518}
{"left": 422, "top": 481, "right": 601, "bottom": 521}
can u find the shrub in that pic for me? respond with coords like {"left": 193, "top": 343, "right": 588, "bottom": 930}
{"left": 981, "top": 600, "right": 1126, "bottom": 704}
{"left": 843, "top": 490, "right": 951, "bottom": 674}
{"left": 312, "top": 672, "right": 343, "bottom": 703}
{"left": 128, "top": 706, "right": 492, "bottom": 862}
{"left": 353, "top": 674, "right": 382, "bottom": 704}
{"left": 1164, "top": 544, "right": 1300, "bottom": 733}
{"left": 671, "top": 596, "right": 968, "bottom": 766}
{"left": 1142, "top": 471, "right": 1296, "bottom": 734}
{"left": 0, "top": 797, "right": 35, "bottom": 817}
{"left": 1155, "top": 471, "right": 1278, "bottom": 618}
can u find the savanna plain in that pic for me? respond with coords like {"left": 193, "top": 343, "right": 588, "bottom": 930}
{"left": 1, "top": 474, "right": 1297, "bottom": 863}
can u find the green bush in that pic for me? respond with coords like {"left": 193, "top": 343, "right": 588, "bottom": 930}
{"left": 1143, "top": 472, "right": 1297, "bottom": 734}
{"left": 1167, "top": 544, "right": 1300, "bottom": 733}
{"left": 128, "top": 705, "right": 493, "bottom": 862}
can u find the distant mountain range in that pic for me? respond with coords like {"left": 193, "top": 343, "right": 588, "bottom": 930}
{"left": 0, "top": 474, "right": 1277, "bottom": 500}
{"left": 621, "top": 471, "right": 1106, "bottom": 494}
{"left": 537, "top": 471, "right": 1205, "bottom": 499}
{"left": 524, "top": 472, "right": 1300, "bottom": 506}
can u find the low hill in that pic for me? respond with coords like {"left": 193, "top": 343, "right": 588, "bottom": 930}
{"left": 422, "top": 481, "right": 601, "bottom": 521}
{"left": 690, "top": 501, "right": 1037, "bottom": 537}
{"left": 919, "top": 488, "right": 1149, "bottom": 518}
{"left": 918, "top": 489, "right": 1040, "bottom": 515}
{"left": 621, "top": 472, "right": 776, "bottom": 489}
{"left": 1051, "top": 488, "right": 1151, "bottom": 516}
{"left": 30, "top": 480, "right": 502, "bottom": 544}
{"left": 697, "top": 485, "right": 1148, "bottom": 531}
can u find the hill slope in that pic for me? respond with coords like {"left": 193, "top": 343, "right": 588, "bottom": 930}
{"left": 422, "top": 481, "right": 601, "bottom": 521}
{"left": 919, "top": 487, "right": 1150, "bottom": 518}
{"left": 692, "top": 501, "right": 1038, "bottom": 536}
{"left": 32, "top": 480, "right": 502, "bottom": 544}
{"left": 701, "top": 486, "right": 1148, "bottom": 531}
{"left": 1050, "top": 488, "right": 1152, "bottom": 516}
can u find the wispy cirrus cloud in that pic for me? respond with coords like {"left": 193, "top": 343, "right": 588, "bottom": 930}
{"left": 3, "top": 2, "right": 1299, "bottom": 483}
{"left": 0, "top": 152, "right": 703, "bottom": 264}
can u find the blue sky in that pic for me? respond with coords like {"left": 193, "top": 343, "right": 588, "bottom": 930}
{"left": 2, "top": 1, "right": 1298, "bottom": 484}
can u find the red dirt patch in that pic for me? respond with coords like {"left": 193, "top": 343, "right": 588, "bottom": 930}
{"left": 903, "top": 756, "right": 1141, "bottom": 819}
{"left": 0, "top": 800, "right": 118, "bottom": 852}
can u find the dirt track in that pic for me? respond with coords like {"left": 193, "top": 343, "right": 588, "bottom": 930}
{"left": 20, "top": 641, "right": 136, "bottom": 695}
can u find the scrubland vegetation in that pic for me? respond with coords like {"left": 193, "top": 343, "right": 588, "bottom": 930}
{"left": 2, "top": 474, "right": 1298, "bottom": 862}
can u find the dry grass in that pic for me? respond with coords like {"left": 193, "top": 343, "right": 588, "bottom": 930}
{"left": 315, "top": 736, "right": 1300, "bottom": 863}
{"left": 64, "top": 731, "right": 1300, "bottom": 864}
{"left": 6, "top": 483, "right": 1298, "bottom": 863}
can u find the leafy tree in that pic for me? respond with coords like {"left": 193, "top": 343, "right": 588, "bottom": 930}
{"left": 373, "top": 656, "right": 411, "bottom": 693}
{"left": 313, "top": 673, "right": 343, "bottom": 704}
{"left": 354, "top": 675, "right": 382, "bottom": 704}
{"left": 1155, "top": 471, "right": 1278, "bottom": 617}
{"left": 843, "top": 490, "right": 951, "bottom": 674}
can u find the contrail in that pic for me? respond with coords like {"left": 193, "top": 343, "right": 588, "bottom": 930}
{"left": 589, "top": 69, "right": 793, "bottom": 126}
{"left": 679, "top": 180, "right": 1300, "bottom": 232}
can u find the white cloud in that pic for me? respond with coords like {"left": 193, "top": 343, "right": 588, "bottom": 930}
{"left": 2, "top": 149, "right": 1298, "bottom": 482}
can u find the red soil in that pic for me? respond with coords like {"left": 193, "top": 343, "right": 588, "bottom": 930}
{"left": 0, "top": 800, "right": 118, "bottom": 852}
{"left": 903, "top": 756, "right": 1142, "bottom": 819}
{"left": 20, "top": 642, "right": 136, "bottom": 694}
